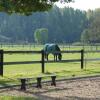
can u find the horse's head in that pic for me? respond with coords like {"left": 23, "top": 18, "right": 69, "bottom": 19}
{"left": 55, "top": 44, "right": 62, "bottom": 61}
{"left": 58, "top": 53, "right": 62, "bottom": 61}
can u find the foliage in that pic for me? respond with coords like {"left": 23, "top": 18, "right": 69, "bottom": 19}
{"left": 81, "top": 8, "right": 100, "bottom": 43}
{"left": 0, "top": 96, "right": 37, "bottom": 100}
{"left": 0, "top": 6, "right": 87, "bottom": 43}
{"left": 34, "top": 28, "right": 48, "bottom": 44}
{"left": 0, "top": 0, "right": 72, "bottom": 15}
{"left": 81, "top": 29, "right": 91, "bottom": 43}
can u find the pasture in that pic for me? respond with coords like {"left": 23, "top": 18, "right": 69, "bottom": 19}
{"left": 0, "top": 44, "right": 100, "bottom": 85}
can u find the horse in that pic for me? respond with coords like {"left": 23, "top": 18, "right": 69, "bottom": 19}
{"left": 42, "top": 44, "right": 62, "bottom": 61}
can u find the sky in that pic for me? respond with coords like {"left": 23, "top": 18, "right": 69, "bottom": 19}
{"left": 56, "top": 0, "right": 100, "bottom": 11}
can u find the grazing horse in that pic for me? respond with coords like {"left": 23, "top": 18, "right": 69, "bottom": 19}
{"left": 43, "top": 44, "right": 62, "bottom": 61}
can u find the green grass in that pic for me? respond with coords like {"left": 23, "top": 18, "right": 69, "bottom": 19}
{"left": 0, "top": 45, "right": 100, "bottom": 86}
{"left": 0, "top": 45, "right": 100, "bottom": 100}
{"left": 0, "top": 96, "right": 37, "bottom": 100}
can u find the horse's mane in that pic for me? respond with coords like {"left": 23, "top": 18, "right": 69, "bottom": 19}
{"left": 55, "top": 44, "right": 61, "bottom": 51}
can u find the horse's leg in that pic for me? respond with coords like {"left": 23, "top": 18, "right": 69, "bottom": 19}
{"left": 56, "top": 54, "right": 57, "bottom": 61}
{"left": 54, "top": 54, "right": 55, "bottom": 61}
{"left": 54, "top": 54, "right": 57, "bottom": 61}
{"left": 47, "top": 54, "right": 48, "bottom": 61}
{"left": 44, "top": 53, "right": 46, "bottom": 59}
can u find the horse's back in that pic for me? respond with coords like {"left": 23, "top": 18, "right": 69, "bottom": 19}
{"left": 43, "top": 43, "right": 59, "bottom": 53}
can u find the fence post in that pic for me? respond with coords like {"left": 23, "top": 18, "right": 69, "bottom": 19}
{"left": 0, "top": 50, "right": 3, "bottom": 76}
{"left": 41, "top": 50, "right": 45, "bottom": 73}
{"left": 81, "top": 49, "right": 84, "bottom": 69}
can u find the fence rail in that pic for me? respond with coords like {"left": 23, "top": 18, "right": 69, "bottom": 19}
{"left": 4, "top": 61, "right": 41, "bottom": 65}
{"left": 61, "top": 50, "right": 81, "bottom": 53}
{"left": 45, "top": 59, "right": 81, "bottom": 63}
{"left": 85, "top": 58, "right": 100, "bottom": 61}
{"left": 85, "top": 50, "right": 100, "bottom": 53}
{"left": 84, "top": 50, "right": 100, "bottom": 62}
{"left": 4, "top": 50, "right": 81, "bottom": 54}
{"left": 4, "top": 51, "right": 41, "bottom": 54}
{"left": 0, "top": 49, "right": 84, "bottom": 76}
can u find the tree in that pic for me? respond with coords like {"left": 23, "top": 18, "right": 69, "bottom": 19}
{"left": 0, "top": 0, "right": 72, "bottom": 15}
{"left": 34, "top": 28, "right": 48, "bottom": 44}
{"left": 81, "top": 29, "right": 91, "bottom": 43}
{"left": 81, "top": 8, "right": 100, "bottom": 43}
{"left": 0, "top": 6, "right": 87, "bottom": 43}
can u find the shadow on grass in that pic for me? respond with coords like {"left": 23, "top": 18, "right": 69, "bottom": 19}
{"left": 55, "top": 69, "right": 100, "bottom": 77}
{"left": 64, "top": 96, "right": 100, "bottom": 100}
{"left": 0, "top": 96, "right": 37, "bottom": 100}
{"left": 55, "top": 70, "right": 72, "bottom": 73}
{"left": 84, "top": 69, "right": 100, "bottom": 75}
{"left": 0, "top": 68, "right": 99, "bottom": 89}
{"left": 0, "top": 76, "right": 17, "bottom": 87}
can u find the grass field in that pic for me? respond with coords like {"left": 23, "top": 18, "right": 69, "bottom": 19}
{"left": 0, "top": 44, "right": 100, "bottom": 86}
{"left": 0, "top": 96, "right": 37, "bottom": 100}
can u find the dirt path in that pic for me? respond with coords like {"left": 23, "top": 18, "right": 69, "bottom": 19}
{"left": 0, "top": 76, "right": 100, "bottom": 100}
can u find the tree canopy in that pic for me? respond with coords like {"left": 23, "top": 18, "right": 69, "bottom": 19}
{"left": 0, "top": 0, "right": 72, "bottom": 15}
{"left": 81, "top": 8, "right": 100, "bottom": 43}
{"left": 34, "top": 28, "right": 48, "bottom": 44}
{"left": 0, "top": 6, "right": 87, "bottom": 43}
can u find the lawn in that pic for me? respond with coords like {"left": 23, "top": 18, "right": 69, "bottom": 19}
{"left": 0, "top": 96, "right": 37, "bottom": 100}
{"left": 0, "top": 44, "right": 100, "bottom": 85}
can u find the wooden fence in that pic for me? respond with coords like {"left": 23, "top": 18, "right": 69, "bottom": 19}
{"left": 0, "top": 50, "right": 84, "bottom": 76}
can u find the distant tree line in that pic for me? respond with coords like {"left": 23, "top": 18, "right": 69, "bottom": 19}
{"left": 0, "top": 6, "right": 87, "bottom": 43}
{"left": 0, "top": 6, "right": 100, "bottom": 44}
